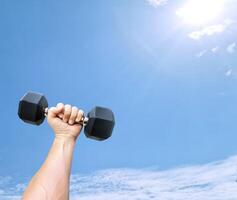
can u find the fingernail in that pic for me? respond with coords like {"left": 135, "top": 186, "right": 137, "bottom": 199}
{"left": 69, "top": 120, "right": 73, "bottom": 125}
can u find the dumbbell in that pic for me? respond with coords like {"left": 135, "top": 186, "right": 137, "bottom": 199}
{"left": 18, "top": 92, "right": 115, "bottom": 141}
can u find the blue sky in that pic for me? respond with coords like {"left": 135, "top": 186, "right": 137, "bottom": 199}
{"left": 0, "top": 0, "right": 237, "bottom": 199}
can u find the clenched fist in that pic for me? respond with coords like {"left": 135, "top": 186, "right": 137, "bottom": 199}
{"left": 47, "top": 103, "right": 84, "bottom": 141}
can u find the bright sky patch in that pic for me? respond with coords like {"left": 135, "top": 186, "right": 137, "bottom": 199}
{"left": 176, "top": 0, "right": 225, "bottom": 26}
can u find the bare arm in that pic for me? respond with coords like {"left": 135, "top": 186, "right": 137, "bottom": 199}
{"left": 22, "top": 103, "right": 84, "bottom": 200}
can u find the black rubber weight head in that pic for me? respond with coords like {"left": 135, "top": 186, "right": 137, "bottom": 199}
{"left": 84, "top": 107, "right": 115, "bottom": 141}
{"left": 18, "top": 92, "right": 48, "bottom": 125}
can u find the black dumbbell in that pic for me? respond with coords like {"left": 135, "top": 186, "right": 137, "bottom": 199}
{"left": 18, "top": 92, "right": 115, "bottom": 141}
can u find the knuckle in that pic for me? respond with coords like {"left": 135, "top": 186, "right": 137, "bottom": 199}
{"left": 65, "top": 104, "right": 71, "bottom": 109}
{"left": 64, "top": 105, "right": 71, "bottom": 113}
{"left": 78, "top": 109, "right": 84, "bottom": 116}
{"left": 57, "top": 102, "right": 64, "bottom": 107}
{"left": 72, "top": 106, "right": 78, "bottom": 112}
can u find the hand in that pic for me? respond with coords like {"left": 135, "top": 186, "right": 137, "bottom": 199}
{"left": 47, "top": 103, "right": 84, "bottom": 141}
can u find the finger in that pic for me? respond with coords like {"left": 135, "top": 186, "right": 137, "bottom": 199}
{"left": 63, "top": 104, "right": 72, "bottom": 123}
{"left": 47, "top": 107, "right": 58, "bottom": 118}
{"left": 56, "top": 103, "right": 64, "bottom": 119}
{"left": 69, "top": 106, "right": 78, "bottom": 125}
{"left": 75, "top": 109, "right": 84, "bottom": 124}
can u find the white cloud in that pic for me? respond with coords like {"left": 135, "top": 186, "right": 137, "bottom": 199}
{"left": 225, "top": 69, "right": 233, "bottom": 77}
{"left": 146, "top": 0, "right": 168, "bottom": 7}
{"left": 2, "top": 156, "right": 237, "bottom": 200}
{"left": 227, "top": 43, "right": 236, "bottom": 54}
{"left": 70, "top": 156, "right": 237, "bottom": 199}
{"left": 196, "top": 50, "right": 207, "bottom": 58}
{"left": 211, "top": 46, "right": 219, "bottom": 53}
{"left": 196, "top": 46, "right": 221, "bottom": 57}
{"left": 188, "top": 20, "right": 234, "bottom": 40}
{"left": 0, "top": 156, "right": 237, "bottom": 200}
{"left": 189, "top": 24, "right": 226, "bottom": 40}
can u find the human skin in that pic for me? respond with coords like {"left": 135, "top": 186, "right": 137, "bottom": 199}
{"left": 21, "top": 103, "right": 84, "bottom": 200}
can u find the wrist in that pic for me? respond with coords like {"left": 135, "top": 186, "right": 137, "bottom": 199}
{"left": 55, "top": 134, "right": 77, "bottom": 144}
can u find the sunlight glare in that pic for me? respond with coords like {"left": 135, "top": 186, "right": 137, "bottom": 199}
{"left": 176, "top": 0, "right": 225, "bottom": 26}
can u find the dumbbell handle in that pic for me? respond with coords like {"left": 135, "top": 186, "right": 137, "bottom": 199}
{"left": 44, "top": 108, "right": 89, "bottom": 126}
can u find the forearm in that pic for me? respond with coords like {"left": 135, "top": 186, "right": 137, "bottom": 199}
{"left": 22, "top": 137, "right": 76, "bottom": 200}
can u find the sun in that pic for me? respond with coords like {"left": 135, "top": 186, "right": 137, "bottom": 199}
{"left": 176, "top": 0, "right": 225, "bottom": 26}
